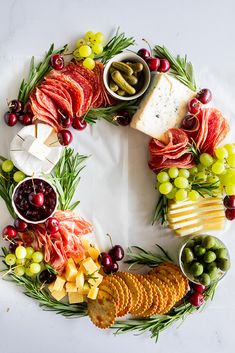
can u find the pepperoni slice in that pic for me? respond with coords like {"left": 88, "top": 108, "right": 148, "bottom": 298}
{"left": 35, "top": 88, "right": 59, "bottom": 119}
{"left": 40, "top": 82, "right": 72, "bottom": 105}
{"left": 40, "top": 87, "right": 73, "bottom": 119}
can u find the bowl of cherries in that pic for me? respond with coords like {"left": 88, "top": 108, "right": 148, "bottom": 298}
{"left": 12, "top": 177, "right": 58, "bottom": 224}
{"left": 98, "top": 234, "right": 124, "bottom": 274}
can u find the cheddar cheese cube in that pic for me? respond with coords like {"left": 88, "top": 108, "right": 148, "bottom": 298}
{"left": 65, "top": 282, "right": 77, "bottom": 293}
{"left": 53, "top": 276, "right": 66, "bottom": 292}
{"left": 75, "top": 270, "right": 85, "bottom": 290}
{"left": 88, "top": 272, "right": 103, "bottom": 287}
{"left": 68, "top": 292, "right": 84, "bottom": 304}
{"left": 51, "top": 288, "right": 67, "bottom": 301}
{"left": 81, "top": 257, "right": 98, "bottom": 275}
{"left": 87, "top": 247, "right": 100, "bottom": 261}
{"left": 87, "top": 286, "right": 99, "bottom": 300}
{"left": 65, "top": 258, "right": 78, "bottom": 281}
{"left": 81, "top": 238, "right": 90, "bottom": 250}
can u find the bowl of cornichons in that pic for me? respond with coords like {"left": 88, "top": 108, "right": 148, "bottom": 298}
{"left": 103, "top": 52, "right": 151, "bottom": 101}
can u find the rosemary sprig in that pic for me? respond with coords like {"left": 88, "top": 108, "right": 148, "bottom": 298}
{"left": 0, "top": 156, "right": 17, "bottom": 219}
{"left": 154, "top": 45, "right": 197, "bottom": 91}
{"left": 96, "top": 28, "right": 135, "bottom": 64}
{"left": 125, "top": 244, "right": 172, "bottom": 269}
{"left": 18, "top": 43, "right": 68, "bottom": 104}
{"left": 113, "top": 284, "right": 216, "bottom": 341}
{"left": 191, "top": 181, "right": 220, "bottom": 197}
{"left": 1, "top": 248, "right": 87, "bottom": 317}
{"left": 187, "top": 140, "right": 200, "bottom": 163}
{"left": 152, "top": 194, "right": 168, "bottom": 225}
{"left": 48, "top": 148, "right": 88, "bottom": 211}
{"left": 84, "top": 100, "right": 138, "bottom": 124}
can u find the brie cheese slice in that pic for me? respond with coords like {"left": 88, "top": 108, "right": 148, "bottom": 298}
{"left": 130, "top": 73, "right": 196, "bottom": 140}
{"left": 10, "top": 123, "right": 62, "bottom": 176}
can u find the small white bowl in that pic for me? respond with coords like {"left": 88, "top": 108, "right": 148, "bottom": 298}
{"left": 103, "top": 52, "right": 151, "bottom": 101}
{"left": 12, "top": 177, "right": 58, "bottom": 224}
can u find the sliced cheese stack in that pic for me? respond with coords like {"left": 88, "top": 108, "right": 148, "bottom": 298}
{"left": 10, "top": 123, "right": 62, "bottom": 176}
{"left": 130, "top": 73, "right": 195, "bottom": 140}
{"left": 168, "top": 195, "right": 225, "bottom": 236}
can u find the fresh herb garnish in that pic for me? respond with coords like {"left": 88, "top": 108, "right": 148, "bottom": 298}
{"left": 0, "top": 156, "right": 17, "bottom": 219}
{"left": 152, "top": 194, "right": 168, "bottom": 225}
{"left": 154, "top": 45, "right": 197, "bottom": 91}
{"left": 18, "top": 43, "right": 68, "bottom": 104}
{"left": 96, "top": 28, "right": 135, "bottom": 64}
{"left": 48, "top": 148, "right": 88, "bottom": 211}
{"left": 84, "top": 100, "right": 138, "bottom": 124}
{"left": 191, "top": 181, "right": 220, "bottom": 197}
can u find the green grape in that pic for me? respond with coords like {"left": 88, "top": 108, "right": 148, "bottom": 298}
{"left": 189, "top": 167, "right": 198, "bottom": 176}
{"left": 16, "top": 258, "right": 26, "bottom": 266}
{"left": 174, "top": 177, "right": 189, "bottom": 189}
{"left": 197, "top": 163, "right": 206, "bottom": 172}
{"left": 73, "top": 48, "right": 82, "bottom": 60}
{"left": 196, "top": 171, "right": 207, "bottom": 182}
{"left": 84, "top": 31, "right": 95, "bottom": 42}
{"left": 221, "top": 173, "right": 233, "bottom": 186}
{"left": 165, "top": 188, "right": 177, "bottom": 199}
{"left": 32, "top": 251, "right": 43, "bottom": 263}
{"left": 178, "top": 169, "right": 190, "bottom": 178}
{"left": 226, "top": 185, "right": 235, "bottom": 195}
{"left": 79, "top": 45, "right": 92, "bottom": 57}
{"left": 25, "top": 268, "right": 34, "bottom": 277}
{"left": 175, "top": 189, "right": 188, "bottom": 201}
{"left": 224, "top": 144, "right": 235, "bottom": 155}
{"left": 5, "top": 254, "right": 16, "bottom": 266}
{"left": 14, "top": 266, "right": 25, "bottom": 276}
{"left": 199, "top": 153, "right": 214, "bottom": 167}
{"left": 15, "top": 246, "right": 27, "bottom": 260}
{"left": 13, "top": 171, "right": 25, "bottom": 183}
{"left": 25, "top": 247, "right": 34, "bottom": 259}
{"left": 2, "top": 160, "right": 14, "bottom": 172}
{"left": 168, "top": 167, "right": 179, "bottom": 179}
{"left": 208, "top": 175, "right": 220, "bottom": 184}
{"left": 88, "top": 52, "right": 95, "bottom": 59}
{"left": 30, "top": 263, "right": 41, "bottom": 274}
{"left": 188, "top": 190, "right": 200, "bottom": 201}
{"left": 227, "top": 155, "right": 235, "bottom": 168}
{"left": 215, "top": 147, "right": 228, "bottom": 159}
{"left": 212, "top": 161, "right": 225, "bottom": 174}
{"left": 157, "top": 171, "right": 169, "bottom": 183}
{"left": 76, "top": 38, "right": 86, "bottom": 47}
{"left": 159, "top": 182, "right": 173, "bottom": 195}
{"left": 93, "top": 32, "right": 104, "bottom": 43}
{"left": 83, "top": 58, "right": 95, "bottom": 70}
{"left": 92, "top": 43, "right": 103, "bottom": 54}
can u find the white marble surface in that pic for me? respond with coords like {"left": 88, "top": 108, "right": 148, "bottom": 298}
{"left": 0, "top": 0, "right": 235, "bottom": 352}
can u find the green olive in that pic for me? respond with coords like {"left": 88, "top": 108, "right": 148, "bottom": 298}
{"left": 207, "top": 262, "right": 217, "bottom": 272}
{"left": 215, "top": 248, "right": 228, "bottom": 259}
{"left": 208, "top": 267, "right": 219, "bottom": 281}
{"left": 190, "top": 262, "right": 204, "bottom": 277}
{"left": 199, "top": 273, "right": 211, "bottom": 286}
{"left": 194, "top": 245, "right": 206, "bottom": 257}
{"left": 212, "top": 240, "right": 222, "bottom": 250}
{"left": 194, "top": 236, "right": 203, "bottom": 245}
{"left": 204, "top": 250, "right": 216, "bottom": 263}
{"left": 217, "top": 258, "right": 231, "bottom": 272}
{"left": 182, "top": 247, "right": 194, "bottom": 264}
{"left": 202, "top": 235, "right": 216, "bottom": 249}
{"left": 187, "top": 239, "right": 195, "bottom": 248}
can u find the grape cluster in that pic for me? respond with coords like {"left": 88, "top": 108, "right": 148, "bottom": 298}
{"left": 5, "top": 246, "right": 44, "bottom": 277}
{"left": 1, "top": 159, "right": 25, "bottom": 183}
{"left": 73, "top": 31, "right": 104, "bottom": 70}
{"left": 156, "top": 143, "right": 235, "bottom": 203}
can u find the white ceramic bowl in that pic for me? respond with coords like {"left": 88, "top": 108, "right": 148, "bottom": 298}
{"left": 12, "top": 177, "right": 58, "bottom": 224}
{"left": 103, "top": 52, "right": 151, "bottom": 101}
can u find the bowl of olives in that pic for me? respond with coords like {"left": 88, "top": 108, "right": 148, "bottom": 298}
{"left": 179, "top": 235, "right": 230, "bottom": 286}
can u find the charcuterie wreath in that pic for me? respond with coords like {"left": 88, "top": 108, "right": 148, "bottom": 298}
{"left": 0, "top": 29, "right": 233, "bottom": 342}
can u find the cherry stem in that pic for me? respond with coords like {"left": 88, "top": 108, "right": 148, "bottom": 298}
{"left": 106, "top": 233, "right": 113, "bottom": 248}
{"left": 31, "top": 177, "right": 36, "bottom": 194}
{"left": 142, "top": 38, "right": 152, "bottom": 56}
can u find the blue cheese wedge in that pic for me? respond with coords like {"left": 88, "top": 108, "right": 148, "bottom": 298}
{"left": 130, "top": 73, "right": 195, "bottom": 139}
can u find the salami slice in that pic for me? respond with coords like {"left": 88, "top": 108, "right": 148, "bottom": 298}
{"left": 149, "top": 153, "right": 195, "bottom": 173}
{"left": 40, "top": 82, "right": 72, "bottom": 105}
{"left": 40, "top": 87, "right": 74, "bottom": 119}
{"left": 46, "top": 72, "right": 84, "bottom": 116}
{"left": 35, "top": 88, "right": 59, "bottom": 119}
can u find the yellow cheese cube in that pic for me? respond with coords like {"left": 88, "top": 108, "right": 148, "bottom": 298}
{"left": 68, "top": 292, "right": 84, "bottom": 304}
{"left": 87, "top": 247, "right": 100, "bottom": 261}
{"left": 47, "top": 282, "right": 55, "bottom": 293}
{"left": 65, "top": 258, "right": 78, "bottom": 281}
{"left": 82, "top": 257, "right": 98, "bottom": 275}
{"left": 65, "top": 282, "right": 77, "bottom": 293}
{"left": 51, "top": 288, "right": 67, "bottom": 301}
{"left": 81, "top": 282, "right": 90, "bottom": 295}
{"left": 53, "top": 276, "right": 66, "bottom": 292}
{"left": 87, "top": 286, "right": 99, "bottom": 300}
{"left": 81, "top": 238, "right": 90, "bottom": 250}
{"left": 75, "top": 270, "right": 85, "bottom": 290}
{"left": 88, "top": 272, "right": 103, "bottom": 287}
{"left": 73, "top": 253, "right": 86, "bottom": 264}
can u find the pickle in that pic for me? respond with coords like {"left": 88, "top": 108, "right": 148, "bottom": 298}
{"left": 117, "top": 89, "right": 126, "bottom": 96}
{"left": 111, "top": 70, "right": 136, "bottom": 95}
{"left": 122, "top": 74, "right": 138, "bottom": 86}
{"left": 109, "top": 66, "right": 115, "bottom": 74}
{"left": 109, "top": 80, "right": 119, "bottom": 92}
{"left": 125, "top": 62, "right": 143, "bottom": 72}
{"left": 111, "top": 62, "right": 133, "bottom": 76}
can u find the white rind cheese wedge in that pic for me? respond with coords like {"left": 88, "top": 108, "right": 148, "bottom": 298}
{"left": 130, "top": 73, "right": 195, "bottom": 140}
{"left": 10, "top": 124, "right": 62, "bottom": 176}
{"left": 168, "top": 196, "right": 226, "bottom": 236}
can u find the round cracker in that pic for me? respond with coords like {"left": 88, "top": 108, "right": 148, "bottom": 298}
{"left": 99, "top": 280, "right": 120, "bottom": 309}
{"left": 115, "top": 272, "right": 140, "bottom": 312}
{"left": 130, "top": 275, "right": 148, "bottom": 315}
{"left": 114, "top": 276, "right": 131, "bottom": 317}
{"left": 151, "top": 266, "right": 182, "bottom": 302}
{"left": 103, "top": 276, "right": 125, "bottom": 313}
{"left": 133, "top": 275, "right": 153, "bottom": 316}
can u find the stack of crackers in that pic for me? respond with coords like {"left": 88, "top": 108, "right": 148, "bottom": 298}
{"left": 87, "top": 262, "right": 189, "bottom": 329}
